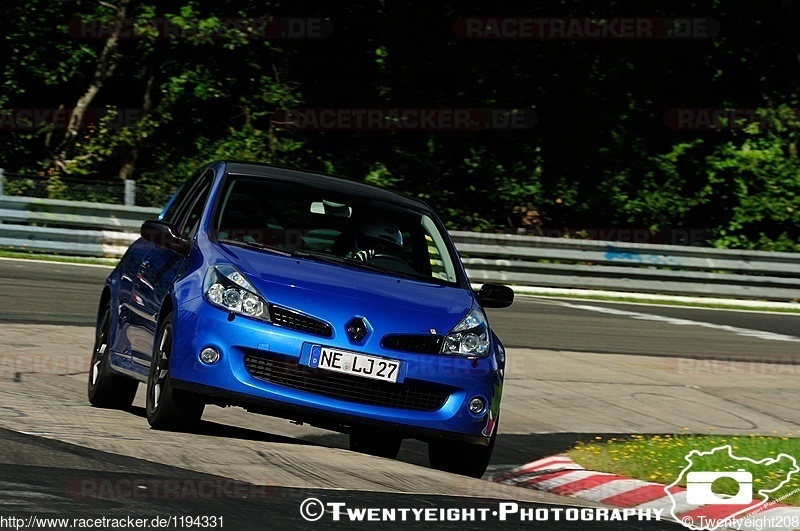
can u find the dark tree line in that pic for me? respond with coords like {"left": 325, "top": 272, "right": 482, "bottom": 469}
{"left": 1, "top": 0, "right": 799, "bottom": 250}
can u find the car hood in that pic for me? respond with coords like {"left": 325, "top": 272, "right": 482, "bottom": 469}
{"left": 214, "top": 243, "right": 474, "bottom": 337}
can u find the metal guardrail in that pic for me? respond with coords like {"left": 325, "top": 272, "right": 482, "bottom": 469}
{"left": 0, "top": 196, "right": 797, "bottom": 301}
{"left": 0, "top": 196, "right": 158, "bottom": 258}
{"left": 451, "top": 231, "right": 800, "bottom": 301}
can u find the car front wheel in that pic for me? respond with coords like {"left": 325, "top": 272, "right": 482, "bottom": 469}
{"left": 349, "top": 430, "right": 403, "bottom": 459}
{"left": 146, "top": 312, "right": 204, "bottom": 430}
{"left": 428, "top": 428, "right": 497, "bottom": 478}
{"left": 88, "top": 306, "right": 138, "bottom": 408}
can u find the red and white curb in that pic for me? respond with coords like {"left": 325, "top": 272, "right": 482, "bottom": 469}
{"left": 493, "top": 455, "right": 800, "bottom": 530}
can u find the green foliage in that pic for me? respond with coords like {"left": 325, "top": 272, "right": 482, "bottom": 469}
{"left": 702, "top": 109, "right": 800, "bottom": 251}
{"left": 363, "top": 162, "right": 400, "bottom": 189}
{"left": 605, "top": 106, "right": 800, "bottom": 251}
{"left": 0, "top": 0, "right": 798, "bottom": 253}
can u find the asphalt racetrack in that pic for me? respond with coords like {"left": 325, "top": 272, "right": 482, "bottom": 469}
{"left": 0, "top": 258, "right": 798, "bottom": 529}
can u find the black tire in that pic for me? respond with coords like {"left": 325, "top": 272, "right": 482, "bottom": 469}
{"left": 88, "top": 306, "right": 138, "bottom": 408}
{"left": 428, "top": 428, "right": 497, "bottom": 478}
{"left": 146, "top": 312, "right": 204, "bottom": 430}
{"left": 349, "top": 430, "right": 403, "bottom": 459}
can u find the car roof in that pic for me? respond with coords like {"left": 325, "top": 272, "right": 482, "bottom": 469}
{"left": 222, "top": 161, "right": 431, "bottom": 212}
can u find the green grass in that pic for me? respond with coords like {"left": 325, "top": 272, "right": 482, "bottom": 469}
{"left": 0, "top": 249, "right": 117, "bottom": 266}
{"left": 568, "top": 434, "right": 800, "bottom": 506}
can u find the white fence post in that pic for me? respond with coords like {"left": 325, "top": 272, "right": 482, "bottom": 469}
{"left": 124, "top": 179, "right": 136, "bottom": 206}
{"left": 0, "top": 168, "right": 4, "bottom": 196}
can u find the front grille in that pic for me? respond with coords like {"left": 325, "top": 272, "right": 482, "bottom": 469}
{"left": 381, "top": 334, "right": 443, "bottom": 354}
{"left": 244, "top": 353, "right": 449, "bottom": 412}
{"left": 269, "top": 305, "right": 332, "bottom": 337}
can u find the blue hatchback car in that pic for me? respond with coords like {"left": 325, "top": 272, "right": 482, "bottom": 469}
{"left": 88, "top": 161, "right": 513, "bottom": 477}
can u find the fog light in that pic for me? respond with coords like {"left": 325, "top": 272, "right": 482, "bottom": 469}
{"left": 468, "top": 396, "right": 486, "bottom": 415}
{"left": 200, "top": 347, "right": 220, "bottom": 364}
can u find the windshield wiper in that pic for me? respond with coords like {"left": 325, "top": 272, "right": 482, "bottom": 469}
{"left": 290, "top": 249, "right": 350, "bottom": 265}
{"left": 291, "top": 250, "right": 419, "bottom": 280}
{"left": 218, "top": 238, "right": 292, "bottom": 257}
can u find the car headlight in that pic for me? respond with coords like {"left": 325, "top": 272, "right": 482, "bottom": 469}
{"left": 204, "top": 264, "right": 270, "bottom": 321}
{"left": 441, "top": 308, "right": 490, "bottom": 357}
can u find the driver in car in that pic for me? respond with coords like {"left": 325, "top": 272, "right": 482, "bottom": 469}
{"left": 352, "top": 220, "right": 404, "bottom": 262}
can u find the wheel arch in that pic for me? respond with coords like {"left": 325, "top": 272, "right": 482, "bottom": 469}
{"left": 96, "top": 285, "right": 117, "bottom": 351}
{"left": 156, "top": 293, "right": 175, "bottom": 333}
{"left": 97, "top": 285, "right": 112, "bottom": 327}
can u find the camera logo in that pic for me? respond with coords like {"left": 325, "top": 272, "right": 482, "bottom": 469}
{"left": 685, "top": 469, "right": 752, "bottom": 505}
{"left": 666, "top": 445, "right": 799, "bottom": 531}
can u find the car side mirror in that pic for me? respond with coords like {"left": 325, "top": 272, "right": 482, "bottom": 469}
{"left": 476, "top": 283, "right": 514, "bottom": 308}
{"left": 140, "top": 220, "right": 190, "bottom": 254}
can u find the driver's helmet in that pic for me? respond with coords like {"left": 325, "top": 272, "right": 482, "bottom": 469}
{"left": 355, "top": 220, "right": 403, "bottom": 257}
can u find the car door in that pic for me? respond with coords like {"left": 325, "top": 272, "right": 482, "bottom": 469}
{"left": 109, "top": 239, "right": 153, "bottom": 365}
{"left": 121, "top": 178, "right": 196, "bottom": 365}
{"left": 129, "top": 168, "right": 213, "bottom": 369}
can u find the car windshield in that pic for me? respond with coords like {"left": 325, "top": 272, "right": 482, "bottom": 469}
{"left": 213, "top": 176, "right": 461, "bottom": 285}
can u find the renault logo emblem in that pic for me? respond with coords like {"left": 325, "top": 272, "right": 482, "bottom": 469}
{"left": 346, "top": 317, "right": 368, "bottom": 342}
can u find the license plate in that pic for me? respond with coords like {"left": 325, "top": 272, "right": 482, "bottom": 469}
{"left": 309, "top": 346, "right": 400, "bottom": 383}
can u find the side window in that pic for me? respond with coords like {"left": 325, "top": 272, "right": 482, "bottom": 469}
{"left": 161, "top": 169, "right": 208, "bottom": 226}
{"left": 179, "top": 181, "right": 211, "bottom": 237}
{"left": 160, "top": 184, "right": 189, "bottom": 224}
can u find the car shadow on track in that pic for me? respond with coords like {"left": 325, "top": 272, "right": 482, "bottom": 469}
{"left": 300, "top": 431, "right": 675, "bottom": 483}
{"left": 122, "top": 405, "right": 318, "bottom": 446}
{"left": 122, "top": 405, "right": 633, "bottom": 479}
{"left": 299, "top": 432, "right": 626, "bottom": 475}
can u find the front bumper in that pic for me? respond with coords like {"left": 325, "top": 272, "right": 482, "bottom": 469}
{"left": 170, "top": 297, "right": 504, "bottom": 444}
